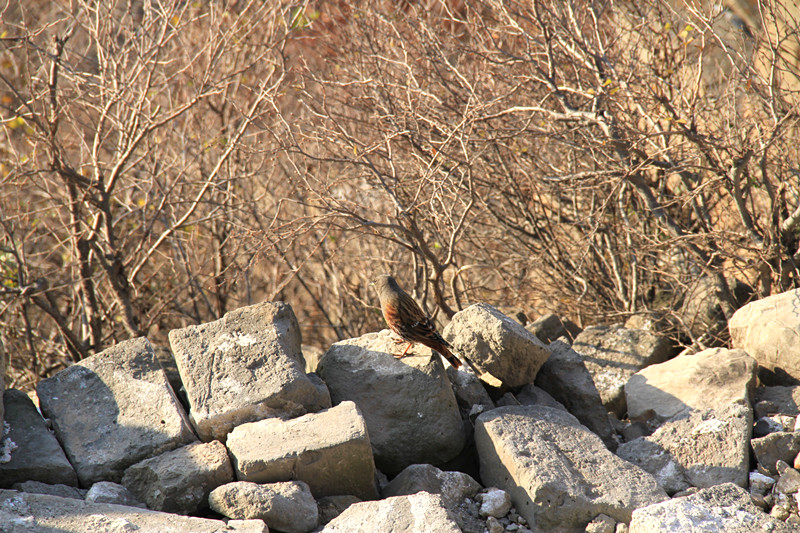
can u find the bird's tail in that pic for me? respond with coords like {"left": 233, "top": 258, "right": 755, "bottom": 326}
{"left": 436, "top": 343, "right": 462, "bottom": 369}
{"left": 438, "top": 340, "right": 483, "bottom": 377}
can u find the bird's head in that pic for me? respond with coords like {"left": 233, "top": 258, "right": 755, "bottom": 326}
{"left": 370, "top": 274, "right": 398, "bottom": 293}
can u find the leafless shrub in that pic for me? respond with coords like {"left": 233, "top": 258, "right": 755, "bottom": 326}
{"left": 3, "top": 0, "right": 800, "bottom": 388}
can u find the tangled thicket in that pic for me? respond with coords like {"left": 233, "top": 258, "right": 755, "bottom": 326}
{"left": 2, "top": 0, "right": 799, "bottom": 389}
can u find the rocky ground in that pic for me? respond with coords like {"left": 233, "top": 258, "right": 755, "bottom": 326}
{"left": 2, "top": 288, "right": 800, "bottom": 532}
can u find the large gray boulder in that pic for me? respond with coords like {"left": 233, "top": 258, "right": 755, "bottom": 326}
{"left": 625, "top": 347, "right": 757, "bottom": 423}
{"left": 0, "top": 389, "right": 78, "bottom": 488}
{"left": 535, "top": 339, "right": 616, "bottom": 450}
{"left": 121, "top": 440, "right": 233, "bottom": 514}
{"left": 226, "top": 400, "right": 378, "bottom": 500}
{"left": 475, "top": 405, "right": 667, "bottom": 532}
{"left": 442, "top": 303, "right": 550, "bottom": 387}
{"left": 617, "top": 402, "right": 752, "bottom": 493}
{"left": 629, "top": 483, "right": 793, "bottom": 533}
{"left": 169, "top": 302, "right": 330, "bottom": 442}
{"left": 321, "top": 492, "right": 461, "bottom": 533}
{"left": 729, "top": 288, "right": 800, "bottom": 385}
{"left": 35, "top": 337, "right": 197, "bottom": 485}
{"left": 0, "top": 489, "right": 267, "bottom": 532}
{"left": 209, "top": 480, "right": 318, "bottom": 533}
{"left": 317, "top": 330, "right": 465, "bottom": 475}
{"left": 570, "top": 325, "right": 675, "bottom": 416}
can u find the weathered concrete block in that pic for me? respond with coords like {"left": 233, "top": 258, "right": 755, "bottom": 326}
{"left": 226, "top": 400, "right": 378, "bottom": 500}
{"left": 122, "top": 440, "right": 233, "bottom": 514}
{"left": 443, "top": 303, "right": 551, "bottom": 387}
{"left": 0, "top": 489, "right": 265, "bottom": 532}
{"left": 209, "top": 480, "right": 318, "bottom": 533}
{"left": 0, "top": 389, "right": 78, "bottom": 488}
{"left": 169, "top": 302, "right": 330, "bottom": 442}
{"left": 317, "top": 330, "right": 464, "bottom": 475}
{"left": 475, "top": 405, "right": 667, "bottom": 531}
{"left": 35, "top": 337, "right": 197, "bottom": 486}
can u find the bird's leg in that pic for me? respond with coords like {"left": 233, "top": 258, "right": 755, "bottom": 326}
{"left": 394, "top": 342, "right": 414, "bottom": 358}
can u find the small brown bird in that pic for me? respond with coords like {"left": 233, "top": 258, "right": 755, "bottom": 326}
{"left": 371, "top": 274, "right": 462, "bottom": 369}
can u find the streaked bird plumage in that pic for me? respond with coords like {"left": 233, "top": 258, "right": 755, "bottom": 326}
{"left": 371, "top": 274, "right": 462, "bottom": 369}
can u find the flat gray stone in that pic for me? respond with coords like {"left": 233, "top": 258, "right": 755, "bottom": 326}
{"left": 317, "top": 331, "right": 464, "bottom": 475}
{"left": 443, "top": 303, "right": 550, "bottom": 387}
{"left": 535, "top": 340, "right": 617, "bottom": 449}
{"left": 321, "top": 492, "right": 461, "bottom": 533}
{"left": 729, "top": 288, "right": 800, "bottom": 385}
{"left": 169, "top": 301, "right": 330, "bottom": 441}
{"left": 475, "top": 405, "right": 667, "bottom": 531}
{"left": 0, "top": 389, "right": 78, "bottom": 488}
{"left": 0, "top": 489, "right": 262, "bottom": 532}
{"left": 226, "top": 400, "right": 378, "bottom": 500}
{"left": 122, "top": 440, "right": 233, "bottom": 513}
{"left": 35, "top": 337, "right": 197, "bottom": 485}
{"left": 571, "top": 325, "right": 674, "bottom": 416}
{"left": 10, "top": 481, "right": 86, "bottom": 500}
{"left": 629, "top": 483, "right": 793, "bottom": 532}
{"left": 625, "top": 348, "right": 756, "bottom": 423}
{"left": 209, "top": 480, "right": 318, "bottom": 533}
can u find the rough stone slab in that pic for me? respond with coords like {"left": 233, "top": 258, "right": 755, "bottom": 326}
{"left": 226, "top": 400, "right": 378, "bottom": 500}
{"left": 443, "top": 303, "right": 551, "bottom": 387}
{"left": 0, "top": 489, "right": 262, "bottom": 532}
{"left": 475, "top": 405, "right": 667, "bottom": 531}
{"left": 321, "top": 492, "right": 461, "bottom": 533}
{"left": 625, "top": 347, "right": 757, "bottom": 422}
{"left": 35, "top": 337, "right": 197, "bottom": 486}
{"left": 0, "top": 389, "right": 78, "bottom": 488}
{"left": 169, "top": 301, "right": 330, "bottom": 442}
{"left": 10, "top": 481, "right": 86, "bottom": 500}
{"left": 729, "top": 288, "right": 800, "bottom": 385}
{"left": 629, "top": 483, "right": 793, "bottom": 533}
{"left": 317, "top": 331, "right": 464, "bottom": 475}
{"left": 382, "top": 463, "right": 482, "bottom": 508}
{"left": 122, "top": 440, "right": 233, "bottom": 514}
{"left": 209, "top": 480, "right": 318, "bottom": 533}
{"left": 617, "top": 402, "right": 752, "bottom": 493}
{"left": 571, "top": 325, "right": 674, "bottom": 416}
{"left": 751, "top": 431, "right": 800, "bottom": 475}
{"left": 535, "top": 339, "right": 617, "bottom": 450}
